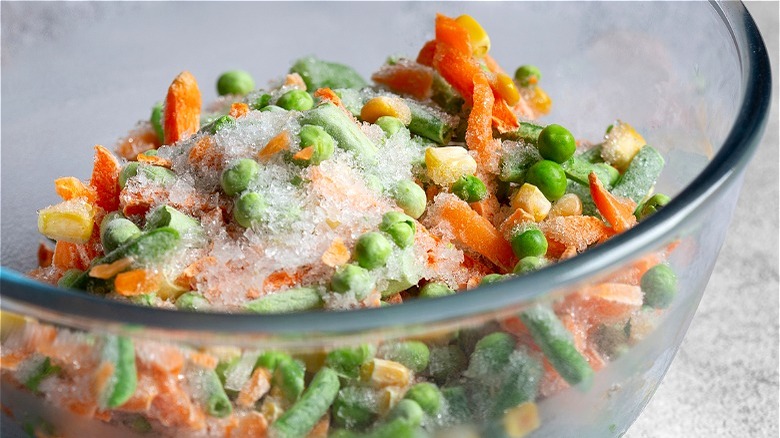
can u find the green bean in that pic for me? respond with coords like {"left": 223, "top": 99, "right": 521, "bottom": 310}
{"left": 498, "top": 142, "right": 542, "bottom": 183}
{"left": 190, "top": 367, "right": 232, "bottom": 418}
{"left": 301, "top": 103, "right": 377, "bottom": 163}
{"left": 418, "top": 282, "right": 455, "bottom": 299}
{"left": 333, "top": 88, "right": 364, "bottom": 117}
{"left": 99, "top": 335, "right": 137, "bottom": 409}
{"left": 520, "top": 305, "right": 594, "bottom": 388}
{"left": 150, "top": 102, "right": 164, "bottom": 143}
{"left": 255, "top": 351, "right": 291, "bottom": 372}
{"left": 490, "top": 348, "right": 543, "bottom": 416}
{"left": 565, "top": 180, "right": 599, "bottom": 216}
{"left": 404, "top": 382, "right": 442, "bottom": 416}
{"left": 611, "top": 145, "right": 665, "bottom": 204}
{"left": 405, "top": 99, "right": 453, "bottom": 145}
{"left": 377, "top": 341, "right": 430, "bottom": 373}
{"left": 635, "top": 193, "right": 671, "bottom": 221}
{"left": 270, "top": 367, "right": 341, "bottom": 438}
{"left": 375, "top": 116, "right": 406, "bottom": 137}
{"left": 175, "top": 292, "right": 209, "bottom": 311}
{"left": 441, "top": 386, "right": 471, "bottom": 425}
{"left": 290, "top": 57, "right": 367, "bottom": 92}
{"left": 100, "top": 213, "right": 141, "bottom": 253}
{"left": 101, "top": 227, "right": 181, "bottom": 265}
{"left": 23, "top": 356, "right": 60, "bottom": 393}
{"left": 428, "top": 345, "right": 467, "bottom": 383}
{"left": 332, "top": 386, "right": 379, "bottom": 429}
{"left": 641, "top": 264, "right": 678, "bottom": 309}
{"left": 431, "top": 73, "right": 465, "bottom": 114}
{"left": 465, "top": 332, "right": 515, "bottom": 381}
{"left": 244, "top": 287, "right": 323, "bottom": 314}
{"left": 326, "top": 344, "right": 376, "bottom": 379}
{"left": 500, "top": 121, "right": 544, "bottom": 144}
{"left": 260, "top": 105, "right": 286, "bottom": 113}
{"left": 145, "top": 205, "right": 202, "bottom": 236}
{"left": 579, "top": 145, "right": 604, "bottom": 163}
{"left": 561, "top": 155, "right": 620, "bottom": 188}
{"left": 273, "top": 357, "right": 306, "bottom": 403}
{"left": 119, "top": 163, "right": 176, "bottom": 189}
{"left": 57, "top": 269, "right": 84, "bottom": 289}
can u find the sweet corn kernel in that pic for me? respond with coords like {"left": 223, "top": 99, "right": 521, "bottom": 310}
{"left": 156, "top": 274, "right": 188, "bottom": 300}
{"left": 527, "top": 86, "right": 552, "bottom": 115}
{"left": 548, "top": 193, "right": 583, "bottom": 218}
{"left": 361, "top": 358, "right": 412, "bottom": 388}
{"left": 456, "top": 15, "right": 490, "bottom": 57}
{"left": 0, "top": 310, "right": 26, "bottom": 343}
{"left": 360, "top": 96, "right": 412, "bottom": 125}
{"left": 376, "top": 386, "right": 405, "bottom": 415}
{"left": 495, "top": 73, "right": 520, "bottom": 106}
{"left": 503, "top": 402, "right": 540, "bottom": 438}
{"left": 601, "top": 120, "right": 646, "bottom": 171}
{"left": 425, "top": 146, "right": 478, "bottom": 186}
{"left": 261, "top": 389, "right": 287, "bottom": 423}
{"left": 37, "top": 199, "right": 95, "bottom": 244}
{"left": 510, "top": 183, "right": 551, "bottom": 222}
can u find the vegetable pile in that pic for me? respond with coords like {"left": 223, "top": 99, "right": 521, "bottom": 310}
{"left": 3, "top": 13, "right": 680, "bottom": 438}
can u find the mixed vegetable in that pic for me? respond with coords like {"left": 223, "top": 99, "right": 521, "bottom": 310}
{"left": 2, "top": 13, "right": 680, "bottom": 438}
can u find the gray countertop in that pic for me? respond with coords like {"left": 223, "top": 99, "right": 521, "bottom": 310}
{"left": 629, "top": 2, "right": 779, "bottom": 436}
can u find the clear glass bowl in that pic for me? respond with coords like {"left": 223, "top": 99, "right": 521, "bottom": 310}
{"left": 0, "top": 2, "right": 771, "bottom": 437}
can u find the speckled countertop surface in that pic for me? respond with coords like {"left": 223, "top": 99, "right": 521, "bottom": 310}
{"left": 629, "top": 2, "right": 779, "bottom": 436}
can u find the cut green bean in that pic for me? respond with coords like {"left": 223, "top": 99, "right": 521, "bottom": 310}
{"left": 99, "top": 335, "right": 137, "bottom": 409}
{"left": 290, "top": 57, "right": 368, "bottom": 92}
{"left": 150, "top": 102, "right": 164, "bottom": 143}
{"left": 431, "top": 73, "right": 465, "bottom": 114}
{"left": 499, "top": 142, "right": 542, "bottom": 183}
{"left": 273, "top": 357, "right": 306, "bottom": 403}
{"left": 561, "top": 155, "right": 620, "bottom": 189}
{"left": 611, "top": 145, "right": 665, "bottom": 204}
{"left": 579, "top": 145, "right": 604, "bottom": 163}
{"left": 301, "top": 103, "right": 378, "bottom": 163}
{"left": 520, "top": 305, "right": 594, "bottom": 388}
{"left": 190, "top": 366, "right": 232, "bottom": 418}
{"left": 23, "top": 356, "right": 60, "bottom": 393}
{"left": 119, "top": 163, "right": 176, "bottom": 189}
{"left": 500, "top": 121, "right": 544, "bottom": 144}
{"left": 101, "top": 227, "right": 181, "bottom": 265}
{"left": 377, "top": 341, "right": 430, "bottom": 373}
{"left": 635, "top": 193, "right": 671, "bottom": 220}
{"left": 405, "top": 100, "right": 453, "bottom": 145}
{"left": 244, "top": 287, "right": 323, "bottom": 314}
{"left": 57, "top": 269, "right": 84, "bottom": 289}
{"left": 270, "top": 367, "right": 340, "bottom": 438}
{"left": 326, "top": 344, "right": 376, "bottom": 379}
{"left": 255, "top": 351, "right": 291, "bottom": 372}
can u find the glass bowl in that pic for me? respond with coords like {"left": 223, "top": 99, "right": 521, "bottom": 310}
{"left": 0, "top": 2, "right": 771, "bottom": 437}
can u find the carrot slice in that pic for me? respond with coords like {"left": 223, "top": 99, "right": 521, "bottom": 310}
{"left": 116, "top": 124, "right": 161, "bottom": 160}
{"left": 114, "top": 269, "right": 160, "bottom": 296}
{"left": 563, "top": 283, "right": 643, "bottom": 324}
{"left": 321, "top": 238, "right": 351, "bottom": 268}
{"left": 257, "top": 130, "right": 291, "bottom": 161}
{"left": 466, "top": 72, "right": 498, "bottom": 173}
{"left": 435, "top": 14, "right": 472, "bottom": 55}
{"left": 588, "top": 172, "right": 637, "bottom": 233}
{"left": 539, "top": 215, "right": 612, "bottom": 253}
{"left": 432, "top": 43, "right": 482, "bottom": 103}
{"left": 55, "top": 177, "right": 97, "bottom": 203}
{"left": 53, "top": 241, "right": 89, "bottom": 271}
{"left": 436, "top": 195, "right": 517, "bottom": 272}
{"left": 261, "top": 268, "right": 306, "bottom": 293}
{"left": 163, "top": 71, "right": 202, "bottom": 145}
{"left": 229, "top": 411, "right": 269, "bottom": 438}
{"left": 416, "top": 39, "right": 437, "bottom": 66}
{"left": 136, "top": 153, "right": 172, "bottom": 168}
{"left": 371, "top": 61, "right": 434, "bottom": 100}
{"left": 491, "top": 94, "right": 520, "bottom": 133}
{"left": 89, "top": 145, "right": 121, "bottom": 212}
{"left": 237, "top": 367, "right": 272, "bottom": 409}
{"left": 292, "top": 146, "right": 315, "bottom": 162}
{"left": 37, "top": 242, "right": 54, "bottom": 268}
{"left": 229, "top": 102, "right": 250, "bottom": 119}
{"left": 483, "top": 54, "right": 506, "bottom": 75}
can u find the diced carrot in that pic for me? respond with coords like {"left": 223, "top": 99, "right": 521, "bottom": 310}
{"left": 322, "top": 238, "right": 351, "bottom": 268}
{"left": 229, "top": 411, "right": 269, "bottom": 438}
{"left": 262, "top": 268, "right": 307, "bottom": 293}
{"left": 539, "top": 215, "right": 612, "bottom": 253}
{"left": 237, "top": 367, "right": 272, "bottom": 408}
{"left": 371, "top": 61, "right": 434, "bottom": 100}
{"left": 435, "top": 14, "right": 472, "bottom": 55}
{"left": 293, "top": 146, "right": 315, "bottom": 162}
{"left": 116, "top": 124, "right": 161, "bottom": 160}
{"left": 114, "top": 269, "right": 161, "bottom": 296}
{"left": 116, "top": 373, "right": 158, "bottom": 413}
{"left": 190, "top": 351, "right": 218, "bottom": 370}
{"left": 257, "top": 130, "right": 291, "bottom": 161}
{"left": 483, "top": 54, "right": 506, "bottom": 75}
{"left": 188, "top": 136, "right": 221, "bottom": 169}
{"left": 151, "top": 376, "right": 205, "bottom": 429}
{"left": 55, "top": 177, "right": 97, "bottom": 203}
{"left": 491, "top": 94, "right": 520, "bottom": 133}
{"left": 89, "top": 257, "right": 133, "bottom": 280}
{"left": 425, "top": 184, "right": 440, "bottom": 203}
{"left": 0, "top": 352, "right": 28, "bottom": 371}
{"left": 466, "top": 72, "right": 498, "bottom": 173}
{"left": 89, "top": 145, "right": 121, "bottom": 212}
{"left": 92, "top": 361, "right": 116, "bottom": 401}
{"left": 545, "top": 238, "right": 567, "bottom": 259}
{"left": 175, "top": 256, "right": 217, "bottom": 290}
{"left": 498, "top": 207, "right": 535, "bottom": 240}
{"left": 604, "top": 252, "right": 664, "bottom": 285}
{"left": 432, "top": 43, "right": 482, "bottom": 103}
{"left": 470, "top": 193, "right": 501, "bottom": 224}
{"left": 229, "top": 102, "right": 250, "bottom": 119}
{"left": 435, "top": 195, "right": 517, "bottom": 272}
{"left": 313, "top": 88, "right": 354, "bottom": 119}
{"left": 562, "top": 283, "right": 643, "bottom": 324}
{"left": 53, "top": 241, "right": 89, "bottom": 271}
{"left": 416, "top": 40, "right": 437, "bottom": 66}
{"left": 37, "top": 242, "right": 54, "bottom": 268}
{"left": 589, "top": 172, "right": 637, "bottom": 233}
{"left": 285, "top": 72, "right": 307, "bottom": 90}
{"left": 136, "top": 153, "right": 172, "bottom": 168}
{"left": 163, "top": 71, "right": 202, "bottom": 145}
{"left": 307, "top": 414, "right": 330, "bottom": 438}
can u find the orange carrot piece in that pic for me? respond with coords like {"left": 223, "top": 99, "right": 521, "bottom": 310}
{"left": 307, "top": 414, "right": 331, "bottom": 438}
{"left": 92, "top": 361, "right": 116, "bottom": 401}
{"left": 55, "top": 177, "right": 97, "bottom": 203}
{"left": 89, "top": 145, "right": 121, "bottom": 212}
{"left": 293, "top": 146, "right": 315, "bottom": 162}
{"left": 114, "top": 269, "right": 160, "bottom": 296}
{"left": 53, "top": 241, "right": 89, "bottom": 271}
{"left": 498, "top": 207, "right": 536, "bottom": 240}
{"left": 588, "top": 172, "right": 637, "bottom": 233}
{"left": 187, "top": 135, "right": 221, "bottom": 169}
{"left": 190, "top": 352, "right": 218, "bottom": 370}
{"left": 257, "top": 130, "right": 291, "bottom": 161}
{"left": 237, "top": 367, "right": 272, "bottom": 409}
{"left": 37, "top": 242, "right": 54, "bottom": 268}
{"left": 435, "top": 14, "right": 471, "bottom": 55}
{"left": 175, "top": 256, "right": 217, "bottom": 289}
{"left": 262, "top": 268, "right": 306, "bottom": 293}
{"left": 437, "top": 195, "right": 517, "bottom": 272}
{"left": 371, "top": 62, "right": 434, "bottom": 100}
{"left": 321, "top": 238, "right": 351, "bottom": 268}
{"left": 470, "top": 194, "right": 500, "bottom": 224}
{"left": 163, "top": 71, "right": 202, "bottom": 145}
{"left": 483, "top": 54, "right": 506, "bottom": 75}
{"left": 540, "top": 215, "right": 612, "bottom": 253}
{"left": 116, "top": 124, "right": 161, "bottom": 160}
{"left": 229, "top": 411, "right": 269, "bottom": 438}
{"left": 491, "top": 94, "right": 520, "bottom": 133}
{"left": 229, "top": 102, "right": 250, "bottom": 119}
{"left": 466, "top": 73, "right": 497, "bottom": 172}
{"left": 432, "top": 44, "right": 482, "bottom": 103}
{"left": 136, "top": 153, "right": 172, "bottom": 168}
{"left": 563, "top": 283, "right": 643, "bottom": 324}
{"left": 89, "top": 257, "right": 134, "bottom": 280}
{"left": 416, "top": 39, "right": 437, "bottom": 66}
{"left": 285, "top": 72, "right": 307, "bottom": 90}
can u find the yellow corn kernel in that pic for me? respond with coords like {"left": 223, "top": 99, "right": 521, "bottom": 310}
{"left": 361, "top": 358, "right": 412, "bottom": 388}
{"left": 601, "top": 120, "right": 646, "bottom": 171}
{"left": 456, "top": 15, "right": 490, "bottom": 57}
{"left": 37, "top": 199, "right": 95, "bottom": 244}
{"left": 261, "top": 388, "right": 288, "bottom": 423}
{"left": 360, "top": 96, "right": 412, "bottom": 125}
{"left": 295, "top": 350, "right": 328, "bottom": 373}
{"left": 527, "top": 85, "right": 552, "bottom": 115}
{"left": 156, "top": 274, "right": 188, "bottom": 300}
{"left": 376, "top": 386, "right": 405, "bottom": 415}
{"left": 510, "top": 183, "right": 551, "bottom": 222}
{"left": 548, "top": 193, "right": 583, "bottom": 218}
{"left": 0, "top": 310, "right": 26, "bottom": 343}
{"left": 503, "top": 402, "right": 540, "bottom": 438}
{"left": 495, "top": 73, "right": 520, "bottom": 106}
{"left": 425, "top": 146, "right": 477, "bottom": 186}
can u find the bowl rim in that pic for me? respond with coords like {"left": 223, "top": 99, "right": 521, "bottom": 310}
{"left": 0, "top": 0, "right": 772, "bottom": 341}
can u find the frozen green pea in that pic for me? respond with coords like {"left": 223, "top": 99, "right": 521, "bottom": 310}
{"left": 377, "top": 341, "right": 429, "bottom": 373}
{"left": 205, "top": 115, "right": 235, "bottom": 135}
{"left": 277, "top": 89, "right": 314, "bottom": 111}
{"left": 295, "top": 124, "right": 335, "bottom": 166}
{"left": 221, "top": 158, "right": 260, "bottom": 196}
{"left": 428, "top": 345, "right": 467, "bottom": 383}
{"left": 404, "top": 382, "right": 442, "bottom": 416}
{"left": 145, "top": 205, "right": 202, "bottom": 236}
{"left": 331, "top": 264, "right": 374, "bottom": 301}
{"left": 641, "top": 264, "right": 678, "bottom": 308}
{"left": 100, "top": 213, "right": 141, "bottom": 253}
{"left": 451, "top": 175, "right": 488, "bottom": 203}
{"left": 252, "top": 93, "right": 272, "bottom": 110}
{"left": 216, "top": 70, "right": 255, "bottom": 96}
{"left": 510, "top": 228, "right": 548, "bottom": 259}
{"left": 175, "top": 292, "right": 209, "bottom": 311}
{"left": 418, "top": 282, "right": 454, "bottom": 299}
{"left": 514, "top": 256, "right": 548, "bottom": 275}
{"left": 514, "top": 65, "right": 542, "bottom": 87}
{"left": 355, "top": 232, "right": 392, "bottom": 270}
{"left": 392, "top": 180, "right": 426, "bottom": 219}
{"left": 480, "top": 273, "right": 510, "bottom": 285}
{"left": 326, "top": 344, "right": 376, "bottom": 379}
{"left": 537, "top": 124, "right": 576, "bottom": 164}
{"left": 379, "top": 211, "right": 416, "bottom": 249}
{"left": 232, "top": 192, "right": 267, "bottom": 228}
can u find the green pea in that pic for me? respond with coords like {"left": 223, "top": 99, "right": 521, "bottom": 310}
{"left": 537, "top": 124, "right": 576, "bottom": 164}
{"left": 232, "top": 192, "right": 267, "bottom": 228}
{"left": 635, "top": 193, "right": 671, "bottom": 220}
{"left": 513, "top": 256, "right": 548, "bottom": 275}
{"left": 524, "top": 160, "right": 567, "bottom": 201}
{"left": 221, "top": 158, "right": 260, "bottom": 196}
{"left": 379, "top": 211, "right": 416, "bottom": 249}
{"left": 100, "top": 214, "right": 141, "bottom": 253}
{"left": 119, "top": 163, "right": 176, "bottom": 189}
{"left": 295, "top": 125, "right": 335, "bottom": 166}
{"left": 377, "top": 341, "right": 429, "bottom": 373}
{"left": 514, "top": 65, "right": 542, "bottom": 87}
{"left": 355, "top": 232, "right": 392, "bottom": 270}
{"left": 277, "top": 89, "right": 314, "bottom": 111}
{"left": 451, "top": 175, "right": 487, "bottom": 203}
{"left": 176, "top": 292, "right": 209, "bottom": 311}
{"left": 510, "top": 228, "right": 548, "bottom": 259}
{"left": 480, "top": 273, "right": 509, "bottom": 285}
{"left": 216, "top": 70, "right": 255, "bottom": 96}
{"left": 392, "top": 180, "right": 426, "bottom": 219}
{"left": 641, "top": 264, "right": 678, "bottom": 308}
{"left": 375, "top": 116, "right": 405, "bottom": 137}
{"left": 252, "top": 93, "right": 272, "bottom": 110}
{"left": 206, "top": 115, "right": 235, "bottom": 135}
{"left": 331, "top": 264, "right": 374, "bottom": 300}
{"left": 260, "top": 105, "right": 286, "bottom": 113}
{"left": 418, "top": 282, "right": 454, "bottom": 299}
{"left": 404, "top": 382, "right": 442, "bottom": 416}
{"left": 150, "top": 102, "right": 164, "bottom": 143}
